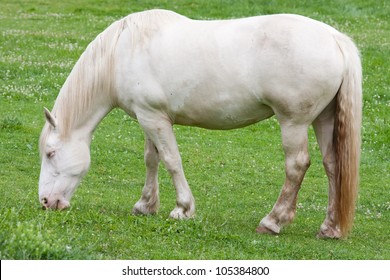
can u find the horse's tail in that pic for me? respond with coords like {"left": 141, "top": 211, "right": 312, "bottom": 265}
{"left": 333, "top": 32, "right": 362, "bottom": 237}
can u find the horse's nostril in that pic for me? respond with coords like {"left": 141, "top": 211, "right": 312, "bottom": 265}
{"left": 41, "top": 197, "right": 48, "bottom": 210}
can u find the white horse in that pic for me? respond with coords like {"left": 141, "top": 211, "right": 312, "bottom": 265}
{"left": 39, "top": 9, "right": 362, "bottom": 238}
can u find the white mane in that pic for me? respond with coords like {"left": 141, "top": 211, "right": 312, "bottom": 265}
{"left": 40, "top": 10, "right": 185, "bottom": 150}
{"left": 124, "top": 9, "right": 186, "bottom": 49}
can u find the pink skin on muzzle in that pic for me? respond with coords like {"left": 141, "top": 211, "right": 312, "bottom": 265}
{"left": 40, "top": 196, "right": 70, "bottom": 210}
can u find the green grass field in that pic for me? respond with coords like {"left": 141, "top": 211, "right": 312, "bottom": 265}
{"left": 0, "top": 0, "right": 389, "bottom": 259}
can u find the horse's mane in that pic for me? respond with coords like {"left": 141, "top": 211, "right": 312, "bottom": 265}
{"left": 124, "top": 9, "right": 186, "bottom": 49}
{"left": 40, "top": 10, "right": 185, "bottom": 152}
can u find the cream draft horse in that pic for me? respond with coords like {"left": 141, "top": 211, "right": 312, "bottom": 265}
{"left": 39, "top": 10, "right": 362, "bottom": 238}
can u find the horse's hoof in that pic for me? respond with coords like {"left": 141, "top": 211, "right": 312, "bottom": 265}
{"left": 169, "top": 207, "right": 194, "bottom": 219}
{"left": 132, "top": 207, "right": 146, "bottom": 216}
{"left": 132, "top": 202, "right": 156, "bottom": 216}
{"left": 256, "top": 225, "right": 278, "bottom": 235}
{"left": 316, "top": 227, "right": 342, "bottom": 239}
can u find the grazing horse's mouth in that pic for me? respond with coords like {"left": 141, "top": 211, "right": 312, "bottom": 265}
{"left": 41, "top": 197, "right": 70, "bottom": 210}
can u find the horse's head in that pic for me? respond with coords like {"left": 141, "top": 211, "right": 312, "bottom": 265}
{"left": 38, "top": 108, "right": 91, "bottom": 210}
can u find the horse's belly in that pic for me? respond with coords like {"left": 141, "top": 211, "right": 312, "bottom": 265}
{"left": 173, "top": 100, "right": 274, "bottom": 129}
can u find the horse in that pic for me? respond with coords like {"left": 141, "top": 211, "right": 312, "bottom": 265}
{"left": 38, "top": 9, "right": 362, "bottom": 238}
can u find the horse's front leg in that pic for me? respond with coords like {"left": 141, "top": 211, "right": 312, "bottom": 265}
{"left": 138, "top": 116, "right": 195, "bottom": 219}
{"left": 257, "top": 123, "right": 310, "bottom": 234}
{"left": 132, "top": 138, "right": 161, "bottom": 215}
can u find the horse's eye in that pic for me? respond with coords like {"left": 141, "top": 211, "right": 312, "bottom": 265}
{"left": 47, "top": 151, "right": 55, "bottom": 159}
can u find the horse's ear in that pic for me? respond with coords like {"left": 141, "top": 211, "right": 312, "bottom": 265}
{"left": 44, "top": 107, "right": 57, "bottom": 128}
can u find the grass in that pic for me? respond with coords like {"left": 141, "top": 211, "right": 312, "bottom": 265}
{"left": 0, "top": 0, "right": 389, "bottom": 259}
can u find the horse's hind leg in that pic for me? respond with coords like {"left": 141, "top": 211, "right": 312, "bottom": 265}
{"left": 313, "top": 99, "right": 341, "bottom": 238}
{"left": 138, "top": 116, "right": 195, "bottom": 219}
{"left": 257, "top": 123, "right": 310, "bottom": 234}
{"left": 132, "top": 137, "right": 160, "bottom": 215}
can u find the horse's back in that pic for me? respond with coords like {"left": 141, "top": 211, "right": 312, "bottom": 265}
{"left": 115, "top": 11, "right": 345, "bottom": 128}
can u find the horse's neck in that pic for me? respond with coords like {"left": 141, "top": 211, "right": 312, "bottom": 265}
{"left": 53, "top": 20, "right": 122, "bottom": 143}
{"left": 54, "top": 85, "right": 113, "bottom": 144}
{"left": 72, "top": 101, "right": 112, "bottom": 144}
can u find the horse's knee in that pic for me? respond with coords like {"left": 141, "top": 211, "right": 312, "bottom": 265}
{"left": 145, "top": 150, "right": 159, "bottom": 169}
{"left": 144, "top": 141, "right": 159, "bottom": 166}
{"left": 297, "top": 151, "right": 311, "bottom": 171}
{"left": 286, "top": 151, "right": 310, "bottom": 182}
{"left": 161, "top": 153, "right": 182, "bottom": 175}
{"left": 323, "top": 153, "right": 336, "bottom": 177}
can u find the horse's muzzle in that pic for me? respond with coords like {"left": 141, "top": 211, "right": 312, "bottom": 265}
{"left": 41, "top": 197, "right": 70, "bottom": 210}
